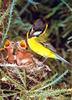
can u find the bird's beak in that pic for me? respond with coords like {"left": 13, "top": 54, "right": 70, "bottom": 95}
{"left": 4, "top": 40, "right": 11, "bottom": 48}
{"left": 16, "top": 40, "right": 27, "bottom": 50}
{"left": 29, "top": 28, "right": 42, "bottom": 37}
{"left": 29, "top": 28, "right": 34, "bottom": 36}
{"left": 33, "top": 31, "right": 42, "bottom": 36}
{"left": 29, "top": 23, "right": 48, "bottom": 37}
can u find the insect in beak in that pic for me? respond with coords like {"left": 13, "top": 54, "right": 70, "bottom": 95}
{"left": 33, "top": 31, "right": 42, "bottom": 36}
{"left": 30, "top": 27, "right": 42, "bottom": 37}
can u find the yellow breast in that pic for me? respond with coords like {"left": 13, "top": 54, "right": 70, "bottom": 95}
{"left": 27, "top": 37, "right": 55, "bottom": 58}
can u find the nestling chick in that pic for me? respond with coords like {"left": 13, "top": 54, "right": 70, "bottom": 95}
{"left": 16, "top": 40, "right": 34, "bottom": 67}
{"left": 4, "top": 40, "right": 15, "bottom": 63}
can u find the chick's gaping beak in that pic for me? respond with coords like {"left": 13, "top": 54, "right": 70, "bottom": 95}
{"left": 4, "top": 40, "right": 11, "bottom": 48}
{"left": 16, "top": 40, "right": 27, "bottom": 50}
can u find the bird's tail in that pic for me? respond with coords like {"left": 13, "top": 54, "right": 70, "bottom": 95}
{"left": 55, "top": 54, "right": 72, "bottom": 66}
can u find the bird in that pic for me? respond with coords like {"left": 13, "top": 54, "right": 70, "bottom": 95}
{"left": 27, "top": 19, "right": 71, "bottom": 66}
{"left": 15, "top": 40, "right": 34, "bottom": 67}
{"left": 4, "top": 39, "right": 15, "bottom": 64}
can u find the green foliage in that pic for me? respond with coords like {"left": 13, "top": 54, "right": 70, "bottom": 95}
{"left": 0, "top": 0, "right": 72, "bottom": 99}
{"left": 2, "top": 0, "right": 16, "bottom": 43}
{"left": 0, "top": 67, "right": 71, "bottom": 100}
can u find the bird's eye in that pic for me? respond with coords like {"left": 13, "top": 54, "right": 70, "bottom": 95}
{"left": 4, "top": 40, "right": 10, "bottom": 48}
{"left": 33, "top": 31, "right": 42, "bottom": 36}
{"left": 19, "top": 40, "right": 27, "bottom": 49}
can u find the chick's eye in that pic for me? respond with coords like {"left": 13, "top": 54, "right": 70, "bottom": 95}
{"left": 19, "top": 40, "right": 27, "bottom": 48}
{"left": 4, "top": 40, "right": 10, "bottom": 47}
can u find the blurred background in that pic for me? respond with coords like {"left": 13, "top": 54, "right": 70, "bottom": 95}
{"left": 0, "top": 0, "right": 72, "bottom": 99}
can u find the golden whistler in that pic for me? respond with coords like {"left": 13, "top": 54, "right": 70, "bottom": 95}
{"left": 27, "top": 22, "right": 71, "bottom": 65}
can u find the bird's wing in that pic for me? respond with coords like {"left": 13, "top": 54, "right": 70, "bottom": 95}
{"left": 34, "top": 36, "right": 57, "bottom": 53}
{"left": 42, "top": 43, "right": 57, "bottom": 53}
{"left": 36, "top": 24, "right": 49, "bottom": 43}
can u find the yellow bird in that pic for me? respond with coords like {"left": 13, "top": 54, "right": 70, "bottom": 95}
{"left": 27, "top": 19, "right": 71, "bottom": 66}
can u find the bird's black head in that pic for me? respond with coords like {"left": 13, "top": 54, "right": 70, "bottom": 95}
{"left": 29, "top": 18, "right": 47, "bottom": 38}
